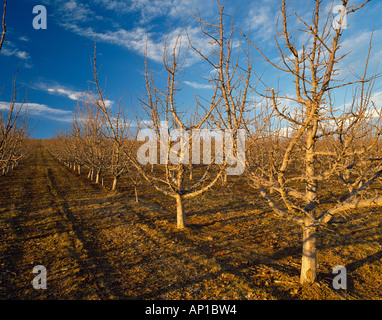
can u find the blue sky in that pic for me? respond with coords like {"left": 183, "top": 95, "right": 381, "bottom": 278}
{"left": 1, "top": 0, "right": 381, "bottom": 139}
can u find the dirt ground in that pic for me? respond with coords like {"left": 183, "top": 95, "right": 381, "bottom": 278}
{"left": 0, "top": 145, "right": 381, "bottom": 300}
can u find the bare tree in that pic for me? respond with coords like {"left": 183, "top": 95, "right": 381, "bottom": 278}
{"left": 72, "top": 92, "right": 109, "bottom": 184}
{"left": 102, "top": 97, "right": 131, "bottom": 191}
{"left": 46, "top": 129, "right": 74, "bottom": 170}
{"left": 0, "top": 72, "right": 29, "bottom": 176}
{"left": 0, "top": 0, "right": 31, "bottom": 175}
{"left": 93, "top": 33, "right": 230, "bottom": 228}
{"left": 186, "top": 0, "right": 260, "bottom": 179}
{"left": 243, "top": 0, "right": 380, "bottom": 284}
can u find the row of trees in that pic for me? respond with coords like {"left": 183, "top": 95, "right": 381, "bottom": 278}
{"left": 44, "top": 93, "right": 133, "bottom": 191}
{"left": 0, "top": 83, "right": 30, "bottom": 176}
{"left": 0, "top": 0, "right": 30, "bottom": 176}
{"left": 47, "top": 0, "right": 381, "bottom": 286}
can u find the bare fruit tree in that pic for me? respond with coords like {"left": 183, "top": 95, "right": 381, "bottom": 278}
{"left": 243, "top": 0, "right": 381, "bottom": 284}
{"left": 0, "top": 0, "right": 30, "bottom": 176}
{"left": 93, "top": 34, "right": 230, "bottom": 229}
{"left": 72, "top": 92, "right": 109, "bottom": 184}
{"left": 98, "top": 96, "right": 131, "bottom": 191}
{"left": 0, "top": 73, "right": 29, "bottom": 176}
{"left": 186, "top": 0, "right": 259, "bottom": 181}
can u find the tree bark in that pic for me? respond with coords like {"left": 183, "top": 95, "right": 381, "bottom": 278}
{"left": 300, "top": 219, "right": 317, "bottom": 285}
{"left": 95, "top": 169, "right": 101, "bottom": 184}
{"left": 300, "top": 122, "right": 318, "bottom": 285}
{"left": 112, "top": 176, "right": 118, "bottom": 191}
{"left": 176, "top": 195, "right": 186, "bottom": 229}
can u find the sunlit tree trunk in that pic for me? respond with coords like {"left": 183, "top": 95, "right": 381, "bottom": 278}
{"left": 176, "top": 195, "right": 186, "bottom": 229}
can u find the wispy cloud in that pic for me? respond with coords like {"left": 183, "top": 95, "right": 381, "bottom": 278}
{"left": 93, "top": 0, "right": 131, "bottom": 13}
{"left": 47, "top": 0, "right": 215, "bottom": 65}
{"left": 93, "top": 0, "right": 214, "bottom": 24}
{"left": 33, "top": 82, "right": 114, "bottom": 108}
{"left": 33, "top": 82, "right": 83, "bottom": 100}
{"left": 46, "top": 87, "right": 81, "bottom": 101}
{"left": 18, "top": 36, "right": 30, "bottom": 42}
{"left": 0, "top": 42, "right": 32, "bottom": 67}
{"left": 62, "top": 22, "right": 207, "bottom": 65}
{"left": 58, "top": 0, "right": 96, "bottom": 23}
{"left": 337, "top": 28, "right": 382, "bottom": 76}
{"left": 0, "top": 101, "right": 73, "bottom": 122}
{"left": 370, "top": 90, "right": 382, "bottom": 108}
{"left": 243, "top": 4, "right": 277, "bottom": 42}
{"left": 184, "top": 81, "right": 211, "bottom": 89}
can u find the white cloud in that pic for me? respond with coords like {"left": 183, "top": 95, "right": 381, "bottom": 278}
{"left": 0, "top": 41, "right": 32, "bottom": 68}
{"left": 44, "top": 85, "right": 82, "bottom": 100}
{"left": 337, "top": 29, "right": 382, "bottom": 77}
{"left": 0, "top": 43, "right": 31, "bottom": 60}
{"left": 244, "top": 5, "right": 277, "bottom": 42}
{"left": 59, "top": 0, "right": 95, "bottom": 23}
{"left": 0, "top": 101, "right": 73, "bottom": 122}
{"left": 51, "top": 0, "right": 216, "bottom": 65}
{"left": 34, "top": 82, "right": 113, "bottom": 108}
{"left": 184, "top": 80, "right": 211, "bottom": 89}
{"left": 93, "top": 0, "right": 213, "bottom": 24}
{"left": 18, "top": 36, "right": 30, "bottom": 42}
{"left": 370, "top": 91, "right": 382, "bottom": 109}
{"left": 46, "top": 87, "right": 81, "bottom": 101}
{"left": 93, "top": 0, "right": 131, "bottom": 12}
{"left": 62, "top": 22, "right": 209, "bottom": 65}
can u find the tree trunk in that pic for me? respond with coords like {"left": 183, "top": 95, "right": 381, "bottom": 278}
{"left": 269, "top": 175, "right": 274, "bottom": 194}
{"left": 176, "top": 195, "right": 186, "bottom": 229}
{"left": 300, "top": 123, "right": 318, "bottom": 285}
{"left": 112, "top": 176, "right": 118, "bottom": 191}
{"left": 95, "top": 169, "right": 101, "bottom": 184}
{"left": 78, "top": 165, "right": 81, "bottom": 175}
{"left": 300, "top": 219, "right": 317, "bottom": 285}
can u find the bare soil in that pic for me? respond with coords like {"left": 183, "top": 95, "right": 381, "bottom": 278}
{"left": 0, "top": 145, "right": 381, "bottom": 300}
